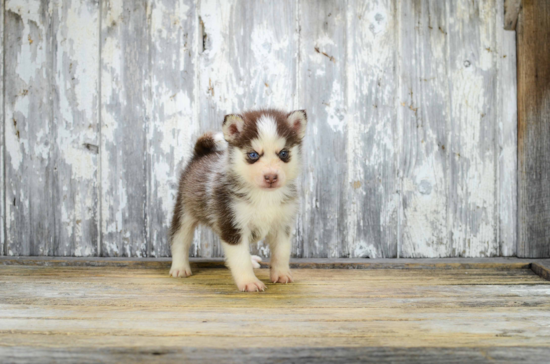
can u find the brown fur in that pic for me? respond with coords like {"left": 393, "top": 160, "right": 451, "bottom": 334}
{"left": 193, "top": 132, "right": 217, "bottom": 158}
{"left": 213, "top": 174, "right": 242, "bottom": 244}
{"left": 223, "top": 109, "right": 305, "bottom": 149}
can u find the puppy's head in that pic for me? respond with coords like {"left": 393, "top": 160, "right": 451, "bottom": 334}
{"left": 222, "top": 109, "right": 307, "bottom": 190}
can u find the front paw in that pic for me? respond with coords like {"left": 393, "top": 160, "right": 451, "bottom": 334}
{"left": 169, "top": 262, "right": 192, "bottom": 278}
{"left": 271, "top": 268, "right": 293, "bottom": 284}
{"left": 236, "top": 277, "right": 266, "bottom": 292}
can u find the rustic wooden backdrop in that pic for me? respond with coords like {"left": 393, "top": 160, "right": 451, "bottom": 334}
{"left": 2, "top": 0, "right": 517, "bottom": 258}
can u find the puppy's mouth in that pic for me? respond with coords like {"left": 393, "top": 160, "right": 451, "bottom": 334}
{"left": 261, "top": 183, "right": 280, "bottom": 190}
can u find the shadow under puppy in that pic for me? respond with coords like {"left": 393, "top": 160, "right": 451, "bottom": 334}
{"left": 169, "top": 109, "right": 308, "bottom": 292}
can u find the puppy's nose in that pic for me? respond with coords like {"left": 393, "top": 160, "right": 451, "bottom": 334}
{"left": 264, "top": 174, "right": 278, "bottom": 184}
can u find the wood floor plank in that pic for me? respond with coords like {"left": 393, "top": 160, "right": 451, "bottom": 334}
{"left": 1, "top": 265, "right": 549, "bottom": 363}
{"left": 2, "top": 346, "right": 550, "bottom": 364}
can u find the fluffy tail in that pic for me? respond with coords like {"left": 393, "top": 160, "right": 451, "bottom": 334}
{"left": 193, "top": 132, "right": 227, "bottom": 158}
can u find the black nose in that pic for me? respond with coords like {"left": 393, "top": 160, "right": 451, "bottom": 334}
{"left": 264, "top": 174, "right": 278, "bottom": 184}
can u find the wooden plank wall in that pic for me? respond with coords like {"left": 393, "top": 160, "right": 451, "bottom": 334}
{"left": 0, "top": 0, "right": 3, "bottom": 256}
{"left": 3, "top": 0, "right": 518, "bottom": 258}
{"left": 498, "top": 0, "right": 518, "bottom": 257}
{"left": 6, "top": 0, "right": 55, "bottom": 256}
{"left": 517, "top": 0, "right": 550, "bottom": 258}
{"left": 346, "top": 0, "right": 398, "bottom": 259}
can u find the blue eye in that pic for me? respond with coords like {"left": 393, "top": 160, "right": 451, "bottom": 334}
{"left": 247, "top": 151, "right": 260, "bottom": 160}
{"left": 279, "top": 150, "right": 289, "bottom": 159}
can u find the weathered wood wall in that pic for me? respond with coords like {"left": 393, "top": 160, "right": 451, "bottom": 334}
{"left": 2, "top": 0, "right": 517, "bottom": 258}
{"left": 517, "top": 0, "right": 550, "bottom": 258}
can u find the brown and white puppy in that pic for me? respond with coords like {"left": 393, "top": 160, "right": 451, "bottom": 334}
{"left": 169, "top": 109, "right": 307, "bottom": 292}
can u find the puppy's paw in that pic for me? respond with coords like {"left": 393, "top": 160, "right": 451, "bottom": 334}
{"left": 169, "top": 263, "right": 192, "bottom": 278}
{"left": 271, "top": 269, "right": 293, "bottom": 284}
{"left": 236, "top": 277, "right": 266, "bottom": 292}
{"left": 250, "top": 255, "right": 262, "bottom": 269}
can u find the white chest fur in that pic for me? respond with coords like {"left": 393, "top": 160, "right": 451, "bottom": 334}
{"left": 232, "top": 188, "right": 297, "bottom": 241}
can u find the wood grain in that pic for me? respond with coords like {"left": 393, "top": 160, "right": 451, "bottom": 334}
{"left": 297, "top": 1, "right": 348, "bottom": 258}
{"left": 397, "top": 0, "right": 516, "bottom": 258}
{"left": 100, "top": 0, "right": 149, "bottom": 257}
{"left": 447, "top": 0, "right": 498, "bottom": 257}
{"left": 497, "top": 0, "right": 518, "bottom": 256}
{"left": 5, "top": 0, "right": 55, "bottom": 255}
{"left": 147, "top": 0, "right": 197, "bottom": 257}
{"left": 0, "top": 0, "right": 4, "bottom": 256}
{"left": 399, "top": 1, "right": 449, "bottom": 257}
{"left": 531, "top": 261, "right": 550, "bottom": 281}
{"left": 2, "top": 346, "right": 550, "bottom": 364}
{"left": 0, "top": 264, "right": 549, "bottom": 363}
{"left": 345, "top": 0, "right": 398, "bottom": 258}
{"left": 51, "top": 0, "right": 100, "bottom": 256}
{"left": 517, "top": 0, "right": 550, "bottom": 258}
{"left": 2, "top": 0, "right": 521, "bottom": 259}
{"left": 4, "top": 0, "right": 100, "bottom": 257}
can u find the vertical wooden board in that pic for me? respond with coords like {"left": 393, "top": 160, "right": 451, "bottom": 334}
{"left": 517, "top": 0, "right": 550, "bottom": 258}
{"left": 4, "top": 0, "right": 54, "bottom": 256}
{"left": 147, "top": 0, "right": 197, "bottom": 257}
{"left": 344, "top": 0, "right": 398, "bottom": 258}
{"left": 197, "top": 0, "right": 297, "bottom": 257}
{"left": 101, "top": 0, "right": 149, "bottom": 257}
{"left": 447, "top": 0, "right": 498, "bottom": 257}
{"left": 51, "top": 0, "right": 100, "bottom": 256}
{"left": 0, "top": 0, "right": 4, "bottom": 255}
{"left": 297, "top": 0, "right": 347, "bottom": 258}
{"left": 398, "top": 1, "right": 450, "bottom": 258}
{"left": 496, "top": 0, "right": 517, "bottom": 256}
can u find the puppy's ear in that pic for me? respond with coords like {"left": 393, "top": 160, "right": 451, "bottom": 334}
{"left": 287, "top": 110, "right": 308, "bottom": 139}
{"left": 222, "top": 114, "right": 245, "bottom": 143}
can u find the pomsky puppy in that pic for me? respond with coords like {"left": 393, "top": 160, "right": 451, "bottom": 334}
{"left": 169, "top": 109, "right": 308, "bottom": 292}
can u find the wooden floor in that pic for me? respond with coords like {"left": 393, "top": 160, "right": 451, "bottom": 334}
{"left": 1, "top": 259, "right": 550, "bottom": 363}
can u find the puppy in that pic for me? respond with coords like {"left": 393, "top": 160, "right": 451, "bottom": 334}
{"left": 169, "top": 109, "right": 307, "bottom": 292}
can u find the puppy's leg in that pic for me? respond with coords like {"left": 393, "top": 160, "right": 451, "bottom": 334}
{"left": 169, "top": 214, "right": 196, "bottom": 278}
{"left": 222, "top": 238, "right": 266, "bottom": 292}
{"left": 267, "top": 227, "right": 293, "bottom": 284}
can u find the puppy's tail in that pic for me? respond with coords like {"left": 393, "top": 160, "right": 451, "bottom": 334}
{"left": 193, "top": 132, "right": 227, "bottom": 158}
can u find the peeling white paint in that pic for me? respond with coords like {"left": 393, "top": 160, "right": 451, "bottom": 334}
{"left": 323, "top": 80, "right": 345, "bottom": 133}
{"left": 344, "top": 0, "right": 398, "bottom": 258}
{"left": 353, "top": 241, "right": 379, "bottom": 259}
{"left": 106, "top": 0, "right": 123, "bottom": 25}
{"left": 147, "top": 0, "right": 197, "bottom": 257}
{"left": 4, "top": 0, "right": 518, "bottom": 259}
{"left": 366, "top": 5, "right": 388, "bottom": 36}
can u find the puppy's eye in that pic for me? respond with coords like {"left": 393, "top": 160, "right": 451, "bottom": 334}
{"left": 247, "top": 151, "right": 260, "bottom": 160}
{"left": 279, "top": 150, "right": 289, "bottom": 160}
